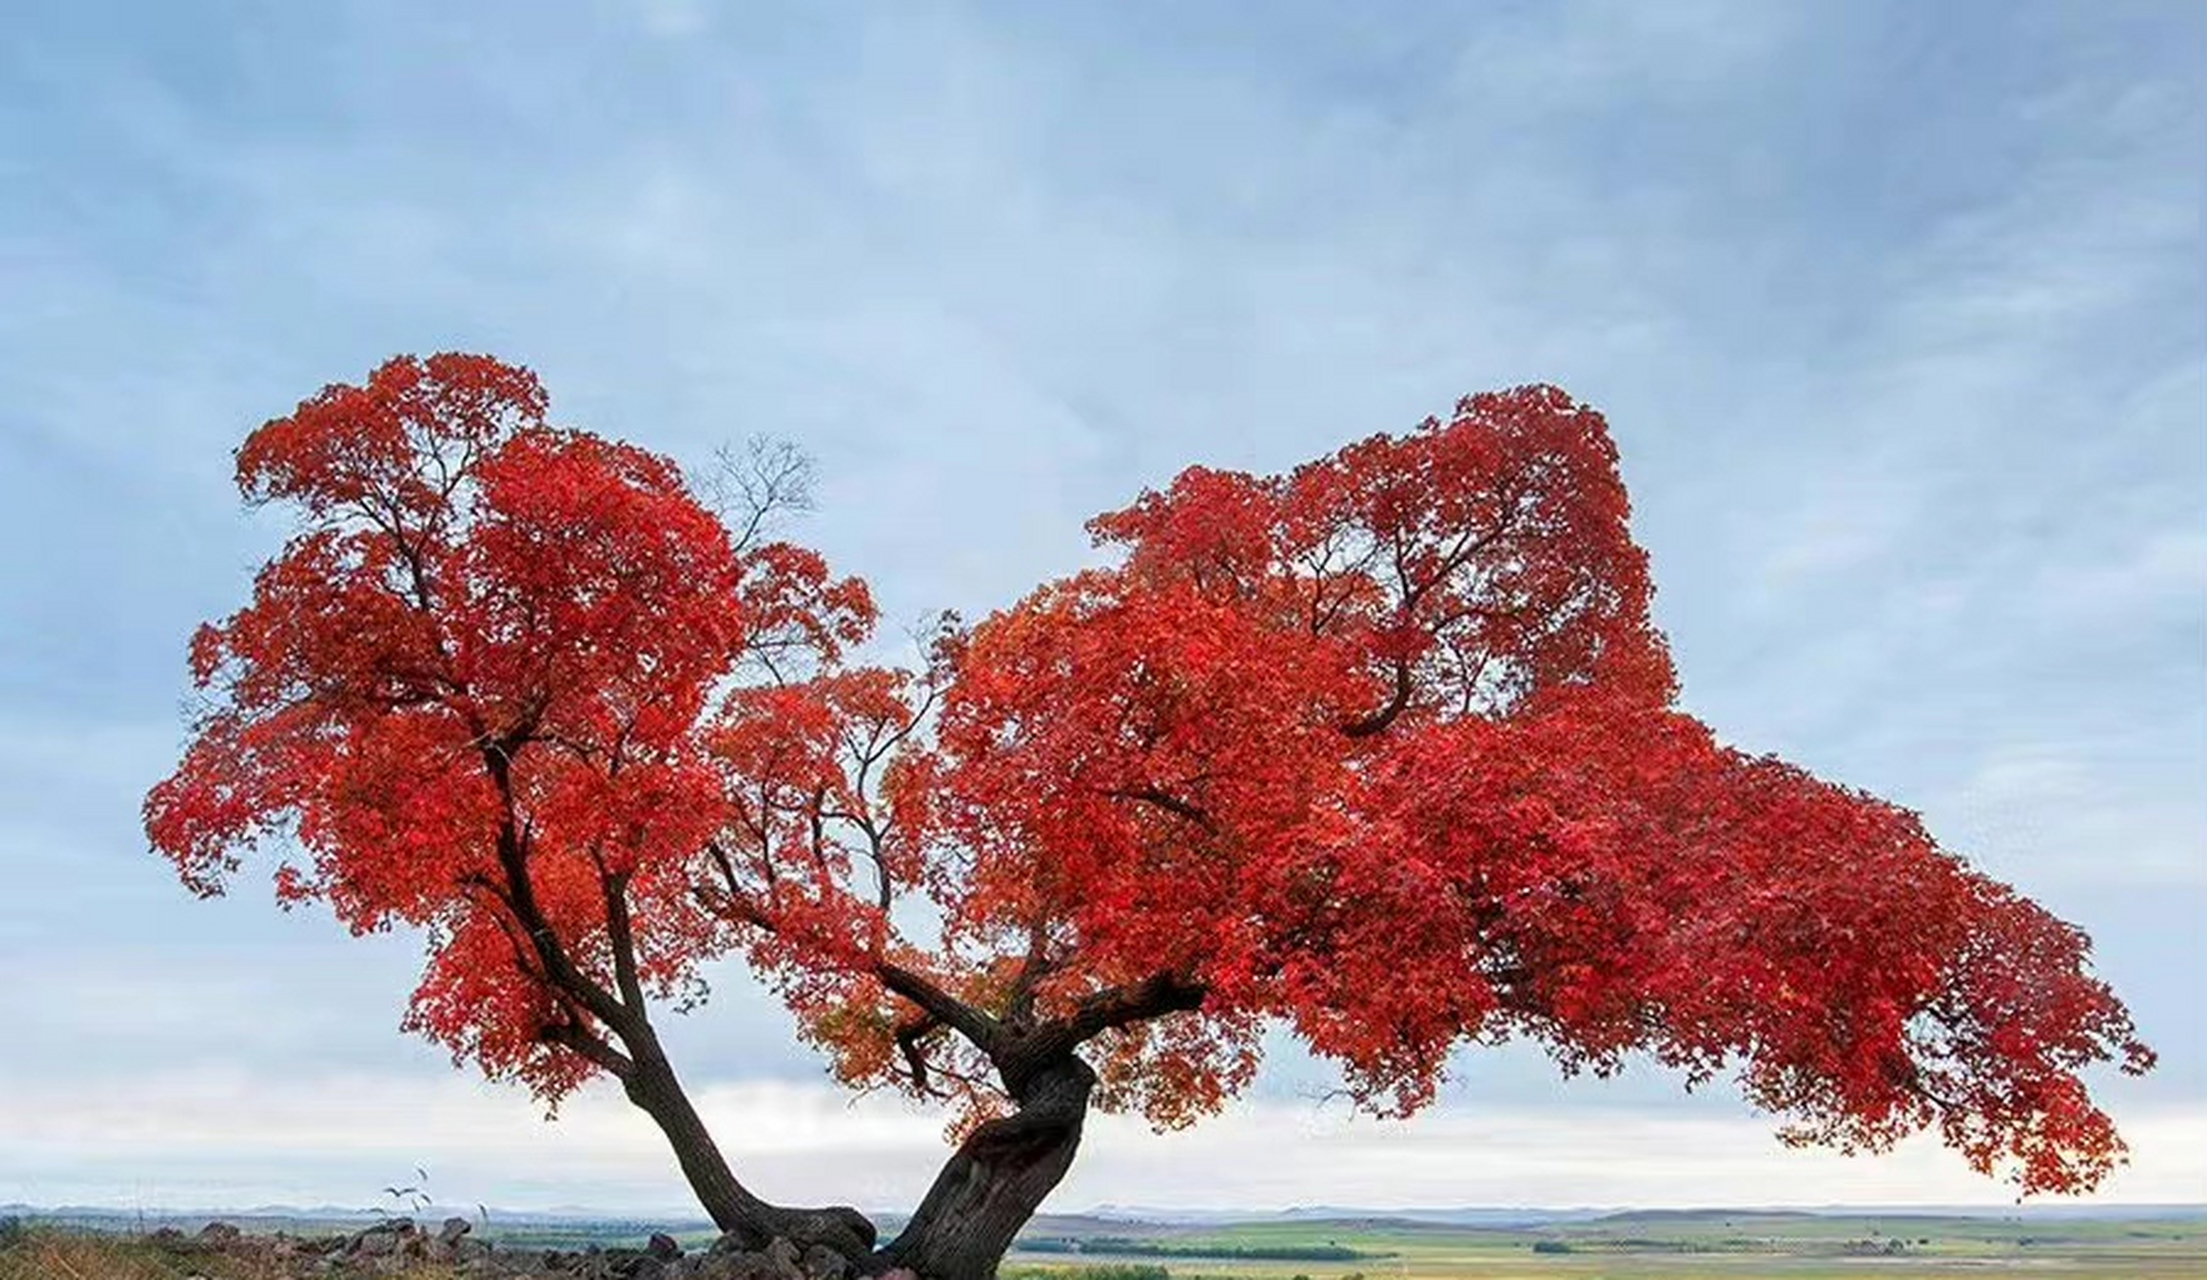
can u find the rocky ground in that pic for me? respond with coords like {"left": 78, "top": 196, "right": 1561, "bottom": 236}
{"left": 16, "top": 1217, "right": 902, "bottom": 1280}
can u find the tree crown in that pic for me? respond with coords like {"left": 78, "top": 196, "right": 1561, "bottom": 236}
{"left": 149, "top": 354, "right": 2151, "bottom": 1195}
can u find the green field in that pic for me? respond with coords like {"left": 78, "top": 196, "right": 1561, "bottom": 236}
{"left": 1001, "top": 1211, "right": 2207, "bottom": 1278}
{"left": 7, "top": 1208, "right": 2201, "bottom": 1278}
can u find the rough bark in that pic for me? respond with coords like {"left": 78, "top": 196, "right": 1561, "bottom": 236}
{"left": 875, "top": 1056, "right": 1096, "bottom": 1280}
{"left": 622, "top": 1042, "right": 878, "bottom": 1259}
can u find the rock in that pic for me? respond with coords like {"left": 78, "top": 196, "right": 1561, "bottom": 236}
{"left": 441, "top": 1216, "right": 474, "bottom": 1246}
{"left": 198, "top": 1221, "right": 242, "bottom": 1245}
{"left": 353, "top": 1227, "right": 402, "bottom": 1257}
{"left": 765, "top": 1238, "right": 807, "bottom": 1280}
{"left": 799, "top": 1242, "right": 851, "bottom": 1280}
{"left": 648, "top": 1232, "right": 684, "bottom": 1261}
{"left": 878, "top": 1268, "right": 920, "bottom": 1280}
{"left": 709, "top": 1227, "right": 770, "bottom": 1256}
{"left": 150, "top": 1227, "right": 186, "bottom": 1246}
{"left": 575, "top": 1245, "right": 640, "bottom": 1280}
{"left": 691, "top": 1252, "right": 786, "bottom": 1280}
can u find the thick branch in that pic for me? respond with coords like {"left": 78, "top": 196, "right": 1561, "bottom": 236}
{"left": 1066, "top": 972, "right": 1207, "bottom": 1040}
{"left": 481, "top": 750, "right": 631, "bottom": 1034}
{"left": 1027, "top": 971, "right": 1208, "bottom": 1061}
{"left": 1006, "top": 923, "right": 1054, "bottom": 1027}
{"left": 544, "top": 1019, "right": 637, "bottom": 1079}
{"left": 896, "top": 1014, "right": 945, "bottom": 1096}
{"left": 599, "top": 863, "right": 647, "bottom": 1014}
{"left": 879, "top": 961, "right": 1001, "bottom": 1053}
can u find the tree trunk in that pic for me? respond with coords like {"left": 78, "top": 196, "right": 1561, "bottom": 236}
{"left": 876, "top": 1056, "right": 1096, "bottom": 1280}
{"left": 623, "top": 1043, "right": 878, "bottom": 1259}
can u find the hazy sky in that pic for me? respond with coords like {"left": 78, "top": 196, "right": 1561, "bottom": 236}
{"left": 1, "top": 0, "right": 2201, "bottom": 1214}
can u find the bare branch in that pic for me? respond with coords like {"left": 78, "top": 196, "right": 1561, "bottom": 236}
{"left": 700, "top": 436, "right": 816, "bottom": 553}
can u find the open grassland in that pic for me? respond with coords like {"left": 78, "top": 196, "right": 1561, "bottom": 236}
{"left": 3, "top": 1212, "right": 2201, "bottom": 1279}
{"left": 1004, "top": 1212, "right": 2207, "bottom": 1278}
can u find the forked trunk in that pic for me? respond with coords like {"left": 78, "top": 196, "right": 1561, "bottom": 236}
{"left": 877, "top": 1056, "right": 1096, "bottom": 1280}
{"left": 623, "top": 1044, "right": 878, "bottom": 1259}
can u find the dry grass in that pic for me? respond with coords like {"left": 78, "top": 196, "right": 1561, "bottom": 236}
{"left": 0, "top": 1229, "right": 464, "bottom": 1280}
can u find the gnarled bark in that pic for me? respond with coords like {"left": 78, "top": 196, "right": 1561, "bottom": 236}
{"left": 875, "top": 1056, "right": 1096, "bottom": 1280}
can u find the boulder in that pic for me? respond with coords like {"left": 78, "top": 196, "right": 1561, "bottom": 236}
{"left": 441, "top": 1216, "right": 474, "bottom": 1246}
{"left": 691, "top": 1251, "right": 789, "bottom": 1280}
{"left": 799, "top": 1242, "right": 851, "bottom": 1280}
{"left": 647, "top": 1232, "right": 684, "bottom": 1261}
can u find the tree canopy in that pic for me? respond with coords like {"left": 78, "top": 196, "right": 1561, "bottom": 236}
{"left": 148, "top": 354, "right": 2151, "bottom": 1279}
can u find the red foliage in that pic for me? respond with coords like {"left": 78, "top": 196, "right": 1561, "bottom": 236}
{"left": 149, "top": 358, "right": 2150, "bottom": 1196}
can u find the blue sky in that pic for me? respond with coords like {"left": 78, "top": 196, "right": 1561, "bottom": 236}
{"left": 1, "top": 0, "right": 2200, "bottom": 1213}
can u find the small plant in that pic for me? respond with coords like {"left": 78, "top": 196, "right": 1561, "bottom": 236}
{"left": 0, "top": 1218, "right": 24, "bottom": 1251}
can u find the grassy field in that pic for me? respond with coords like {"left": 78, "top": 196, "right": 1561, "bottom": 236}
{"left": 4, "top": 1210, "right": 2201, "bottom": 1278}
{"left": 1003, "top": 1211, "right": 2207, "bottom": 1278}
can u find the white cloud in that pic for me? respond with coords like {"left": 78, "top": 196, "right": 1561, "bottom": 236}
{"left": 4, "top": 1070, "right": 2198, "bottom": 1213}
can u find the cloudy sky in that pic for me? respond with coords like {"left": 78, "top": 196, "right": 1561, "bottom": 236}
{"left": 2, "top": 0, "right": 2201, "bottom": 1216}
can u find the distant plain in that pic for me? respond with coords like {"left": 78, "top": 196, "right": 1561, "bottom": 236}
{"left": 10, "top": 1205, "right": 2203, "bottom": 1278}
{"left": 999, "top": 1210, "right": 2207, "bottom": 1278}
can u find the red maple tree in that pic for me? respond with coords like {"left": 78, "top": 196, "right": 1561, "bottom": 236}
{"left": 147, "top": 354, "right": 2152, "bottom": 1280}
